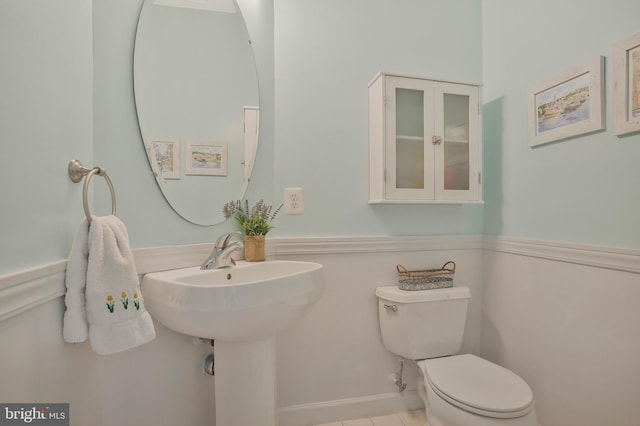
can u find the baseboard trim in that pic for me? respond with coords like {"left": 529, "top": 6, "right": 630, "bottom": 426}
{"left": 278, "top": 390, "right": 423, "bottom": 426}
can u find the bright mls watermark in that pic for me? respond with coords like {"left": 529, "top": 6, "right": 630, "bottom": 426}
{"left": 0, "top": 404, "right": 68, "bottom": 425}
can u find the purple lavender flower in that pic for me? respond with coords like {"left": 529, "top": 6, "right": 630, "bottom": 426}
{"left": 221, "top": 199, "right": 283, "bottom": 236}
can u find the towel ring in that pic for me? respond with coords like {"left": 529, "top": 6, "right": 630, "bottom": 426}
{"left": 68, "top": 160, "right": 117, "bottom": 222}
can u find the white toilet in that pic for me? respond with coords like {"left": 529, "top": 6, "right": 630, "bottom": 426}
{"left": 376, "top": 285, "right": 538, "bottom": 426}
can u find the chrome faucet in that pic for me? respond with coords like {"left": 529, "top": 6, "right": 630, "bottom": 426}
{"left": 201, "top": 232, "right": 244, "bottom": 270}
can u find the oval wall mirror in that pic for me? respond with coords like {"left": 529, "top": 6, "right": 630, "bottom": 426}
{"left": 134, "top": 0, "right": 259, "bottom": 225}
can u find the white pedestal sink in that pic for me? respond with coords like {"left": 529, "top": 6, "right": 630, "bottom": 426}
{"left": 141, "top": 260, "right": 324, "bottom": 426}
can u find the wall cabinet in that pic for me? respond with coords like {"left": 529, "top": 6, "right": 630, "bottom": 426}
{"left": 369, "top": 73, "right": 482, "bottom": 203}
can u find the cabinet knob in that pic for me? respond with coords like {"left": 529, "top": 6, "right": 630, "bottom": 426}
{"left": 432, "top": 135, "right": 442, "bottom": 145}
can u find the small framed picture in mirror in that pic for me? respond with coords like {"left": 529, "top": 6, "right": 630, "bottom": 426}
{"left": 147, "top": 138, "right": 181, "bottom": 179}
{"left": 185, "top": 141, "right": 228, "bottom": 176}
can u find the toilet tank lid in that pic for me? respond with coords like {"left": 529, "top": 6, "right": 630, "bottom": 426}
{"left": 376, "top": 286, "right": 470, "bottom": 303}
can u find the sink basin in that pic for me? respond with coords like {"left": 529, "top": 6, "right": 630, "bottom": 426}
{"left": 141, "top": 260, "right": 324, "bottom": 341}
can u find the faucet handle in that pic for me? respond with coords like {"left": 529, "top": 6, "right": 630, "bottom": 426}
{"left": 215, "top": 231, "right": 241, "bottom": 248}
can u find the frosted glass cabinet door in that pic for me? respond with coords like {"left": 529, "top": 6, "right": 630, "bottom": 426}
{"left": 434, "top": 83, "right": 480, "bottom": 201}
{"left": 385, "top": 76, "right": 435, "bottom": 200}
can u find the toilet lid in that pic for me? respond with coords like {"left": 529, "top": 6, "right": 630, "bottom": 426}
{"left": 422, "top": 354, "right": 533, "bottom": 418}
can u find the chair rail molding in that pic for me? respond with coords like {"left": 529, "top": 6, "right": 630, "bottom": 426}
{"left": 0, "top": 235, "right": 638, "bottom": 323}
{"left": 0, "top": 261, "right": 67, "bottom": 323}
{"left": 483, "top": 236, "right": 640, "bottom": 274}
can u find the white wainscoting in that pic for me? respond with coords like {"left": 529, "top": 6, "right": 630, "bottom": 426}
{"left": 0, "top": 235, "right": 638, "bottom": 426}
{"left": 481, "top": 242, "right": 640, "bottom": 426}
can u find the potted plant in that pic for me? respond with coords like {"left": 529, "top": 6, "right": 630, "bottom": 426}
{"left": 223, "top": 199, "right": 282, "bottom": 261}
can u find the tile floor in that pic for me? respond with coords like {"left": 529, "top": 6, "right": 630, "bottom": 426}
{"left": 312, "top": 409, "right": 426, "bottom": 426}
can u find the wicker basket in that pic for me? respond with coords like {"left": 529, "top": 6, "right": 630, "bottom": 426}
{"left": 396, "top": 261, "right": 455, "bottom": 291}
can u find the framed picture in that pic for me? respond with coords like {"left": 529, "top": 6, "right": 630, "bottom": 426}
{"left": 184, "top": 141, "right": 228, "bottom": 176}
{"left": 528, "top": 56, "right": 604, "bottom": 147}
{"left": 148, "top": 138, "right": 180, "bottom": 179}
{"left": 613, "top": 32, "right": 640, "bottom": 136}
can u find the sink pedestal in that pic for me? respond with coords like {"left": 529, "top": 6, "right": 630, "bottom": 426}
{"left": 214, "top": 336, "right": 278, "bottom": 426}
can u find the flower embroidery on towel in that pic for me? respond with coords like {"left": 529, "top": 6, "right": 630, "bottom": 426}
{"left": 106, "top": 295, "right": 115, "bottom": 313}
{"left": 106, "top": 292, "right": 140, "bottom": 312}
{"left": 121, "top": 292, "right": 129, "bottom": 310}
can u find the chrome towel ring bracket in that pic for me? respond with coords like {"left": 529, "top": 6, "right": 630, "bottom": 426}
{"left": 68, "top": 159, "right": 117, "bottom": 223}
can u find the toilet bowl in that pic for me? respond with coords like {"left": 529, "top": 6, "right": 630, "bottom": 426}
{"left": 417, "top": 354, "right": 537, "bottom": 426}
{"left": 376, "top": 285, "right": 538, "bottom": 426}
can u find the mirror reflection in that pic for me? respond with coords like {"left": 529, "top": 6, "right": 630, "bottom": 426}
{"left": 134, "top": 0, "right": 259, "bottom": 225}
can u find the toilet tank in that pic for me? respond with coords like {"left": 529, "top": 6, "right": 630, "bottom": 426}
{"left": 376, "top": 286, "right": 470, "bottom": 360}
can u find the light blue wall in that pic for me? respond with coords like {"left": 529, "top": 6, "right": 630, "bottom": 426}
{"left": 272, "top": 0, "right": 484, "bottom": 237}
{"left": 0, "top": 0, "right": 93, "bottom": 275}
{"left": 483, "top": 0, "right": 640, "bottom": 248}
{"left": 6, "top": 0, "right": 637, "bottom": 278}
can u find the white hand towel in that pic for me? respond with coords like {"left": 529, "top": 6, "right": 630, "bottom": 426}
{"left": 63, "top": 215, "right": 155, "bottom": 354}
{"left": 63, "top": 218, "right": 90, "bottom": 343}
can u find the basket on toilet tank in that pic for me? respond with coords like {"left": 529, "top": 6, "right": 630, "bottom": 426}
{"left": 396, "top": 261, "right": 455, "bottom": 291}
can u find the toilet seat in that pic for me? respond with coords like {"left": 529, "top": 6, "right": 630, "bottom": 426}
{"left": 419, "top": 354, "right": 534, "bottom": 419}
